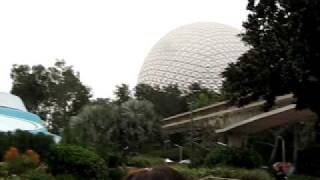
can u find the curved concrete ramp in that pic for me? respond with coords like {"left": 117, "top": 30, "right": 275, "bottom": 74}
{"left": 216, "top": 104, "right": 315, "bottom": 134}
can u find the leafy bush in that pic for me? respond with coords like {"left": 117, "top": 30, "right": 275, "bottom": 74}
{"left": 4, "top": 147, "right": 41, "bottom": 175}
{"left": 108, "top": 168, "right": 126, "bottom": 180}
{"left": 205, "top": 146, "right": 262, "bottom": 169}
{"left": 144, "top": 148, "right": 188, "bottom": 162}
{"left": 172, "top": 165, "right": 273, "bottom": 180}
{"left": 232, "top": 148, "right": 263, "bottom": 169}
{"left": 297, "top": 145, "right": 320, "bottom": 177}
{"left": 0, "top": 130, "right": 54, "bottom": 161}
{"left": 127, "top": 155, "right": 164, "bottom": 167}
{"left": 55, "top": 174, "right": 77, "bottom": 180}
{"left": 205, "top": 146, "right": 234, "bottom": 167}
{"left": 21, "top": 169, "right": 54, "bottom": 180}
{"left": 289, "top": 175, "right": 320, "bottom": 180}
{"left": 47, "top": 144, "right": 108, "bottom": 180}
{"left": 0, "top": 162, "right": 9, "bottom": 177}
{"left": 107, "top": 152, "right": 124, "bottom": 168}
{"left": 172, "top": 165, "right": 213, "bottom": 179}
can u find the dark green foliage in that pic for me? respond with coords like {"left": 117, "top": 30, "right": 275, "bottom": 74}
{"left": 47, "top": 144, "right": 108, "bottom": 180}
{"left": 64, "top": 103, "right": 120, "bottom": 157}
{"left": 107, "top": 152, "right": 124, "bottom": 168}
{"left": 10, "top": 64, "right": 48, "bottom": 115}
{"left": 173, "top": 165, "right": 273, "bottom": 180}
{"left": 55, "top": 174, "right": 77, "bottom": 180}
{"left": 232, "top": 148, "right": 263, "bottom": 169}
{"left": 21, "top": 169, "right": 55, "bottom": 180}
{"left": 222, "top": 0, "right": 320, "bottom": 136}
{"left": 186, "top": 83, "right": 225, "bottom": 110}
{"left": 65, "top": 99, "right": 161, "bottom": 154}
{"left": 0, "top": 130, "right": 54, "bottom": 161}
{"left": 135, "top": 83, "right": 188, "bottom": 117}
{"left": 205, "top": 146, "right": 234, "bottom": 167}
{"left": 135, "top": 83, "right": 224, "bottom": 118}
{"left": 289, "top": 175, "right": 320, "bottom": 180}
{"left": 127, "top": 155, "right": 164, "bottom": 168}
{"left": 145, "top": 146, "right": 207, "bottom": 166}
{"left": 0, "top": 163, "right": 8, "bottom": 177}
{"left": 114, "top": 84, "right": 131, "bottom": 105}
{"left": 6, "top": 156, "right": 38, "bottom": 175}
{"left": 108, "top": 168, "right": 126, "bottom": 180}
{"left": 143, "top": 148, "right": 189, "bottom": 162}
{"left": 205, "top": 146, "right": 262, "bottom": 169}
{"left": 168, "top": 133, "right": 188, "bottom": 145}
{"left": 11, "top": 60, "right": 91, "bottom": 134}
{"left": 297, "top": 145, "right": 320, "bottom": 177}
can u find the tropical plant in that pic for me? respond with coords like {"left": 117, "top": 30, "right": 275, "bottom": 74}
{"left": 0, "top": 130, "right": 54, "bottom": 161}
{"left": 46, "top": 144, "right": 108, "bottom": 180}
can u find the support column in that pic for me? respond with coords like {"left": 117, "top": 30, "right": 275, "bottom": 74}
{"left": 227, "top": 133, "right": 247, "bottom": 147}
{"left": 293, "top": 124, "right": 299, "bottom": 168}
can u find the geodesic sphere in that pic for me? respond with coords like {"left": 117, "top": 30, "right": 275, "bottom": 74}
{"left": 138, "top": 22, "right": 247, "bottom": 91}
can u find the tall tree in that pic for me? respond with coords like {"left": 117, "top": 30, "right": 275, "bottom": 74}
{"left": 11, "top": 60, "right": 91, "bottom": 134}
{"left": 134, "top": 84, "right": 188, "bottom": 117}
{"left": 186, "top": 83, "right": 225, "bottom": 110}
{"left": 10, "top": 64, "right": 50, "bottom": 115}
{"left": 66, "top": 99, "right": 160, "bottom": 154}
{"left": 222, "top": 0, "right": 320, "bottom": 139}
{"left": 114, "top": 84, "right": 131, "bottom": 105}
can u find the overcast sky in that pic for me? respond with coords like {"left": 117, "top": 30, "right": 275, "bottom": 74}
{"left": 0, "top": 0, "right": 248, "bottom": 98}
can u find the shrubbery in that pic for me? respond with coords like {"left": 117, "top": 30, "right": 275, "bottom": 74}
{"left": 127, "top": 155, "right": 164, "bottom": 168}
{"left": 288, "top": 175, "right": 320, "bottom": 180}
{"left": 205, "top": 146, "right": 262, "bottom": 169}
{"left": 21, "top": 169, "right": 55, "bottom": 180}
{"left": 173, "top": 165, "right": 273, "bottom": 180}
{"left": 0, "top": 130, "right": 54, "bottom": 161}
{"left": 144, "top": 148, "right": 189, "bottom": 162}
{"left": 297, "top": 145, "right": 320, "bottom": 177}
{"left": 54, "top": 174, "right": 77, "bottom": 180}
{"left": 142, "top": 144, "right": 209, "bottom": 167}
{"left": 205, "top": 146, "right": 234, "bottom": 167}
{"left": 3, "top": 147, "right": 41, "bottom": 175}
{"left": 108, "top": 168, "right": 126, "bottom": 180}
{"left": 47, "top": 144, "right": 108, "bottom": 180}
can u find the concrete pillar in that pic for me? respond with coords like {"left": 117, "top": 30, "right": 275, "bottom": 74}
{"left": 227, "top": 133, "right": 247, "bottom": 147}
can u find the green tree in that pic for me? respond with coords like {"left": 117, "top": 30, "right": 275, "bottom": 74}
{"left": 186, "top": 83, "right": 225, "bottom": 110}
{"left": 119, "top": 99, "right": 161, "bottom": 151}
{"left": 134, "top": 84, "right": 188, "bottom": 117}
{"left": 66, "top": 103, "right": 120, "bottom": 157}
{"left": 222, "top": 0, "right": 320, "bottom": 130}
{"left": 222, "top": 0, "right": 291, "bottom": 108}
{"left": 10, "top": 65, "right": 50, "bottom": 116}
{"left": 114, "top": 84, "right": 131, "bottom": 105}
{"left": 66, "top": 99, "right": 160, "bottom": 154}
{"left": 11, "top": 60, "right": 91, "bottom": 134}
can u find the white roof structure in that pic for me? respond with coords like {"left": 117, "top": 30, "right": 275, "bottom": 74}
{"left": 138, "top": 22, "right": 247, "bottom": 91}
{"left": 0, "top": 92, "right": 61, "bottom": 142}
{"left": 0, "top": 115, "right": 44, "bottom": 132}
{"left": 0, "top": 92, "right": 27, "bottom": 111}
